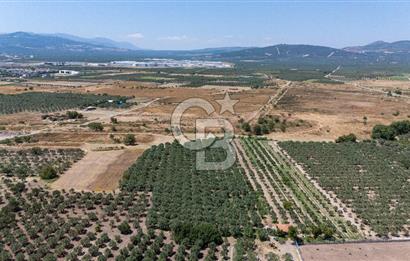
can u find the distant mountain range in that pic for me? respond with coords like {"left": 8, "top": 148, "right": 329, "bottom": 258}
{"left": 0, "top": 32, "right": 251, "bottom": 61}
{"left": 50, "top": 33, "right": 141, "bottom": 50}
{"left": 1, "top": 32, "right": 410, "bottom": 67}
{"left": 344, "top": 41, "right": 410, "bottom": 53}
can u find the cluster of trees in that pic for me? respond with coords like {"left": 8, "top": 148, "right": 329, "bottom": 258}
{"left": 172, "top": 223, "right": 222, "bottom": 248}
{"left": 372, "top": 120, "right": 410, "bottom": 140}
{"left": 240, "top": 115, "right": 298, "bottom": 135}
{"left": 41, "top": 111, "right": 84, "bottom": 122}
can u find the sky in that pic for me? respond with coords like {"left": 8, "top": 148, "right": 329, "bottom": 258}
{"left": 0, "top": 0, "right": 409, "bottom": 50}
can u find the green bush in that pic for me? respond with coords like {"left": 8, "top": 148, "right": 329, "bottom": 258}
{"left": 335, "top": 133, "right": 357, "bottom": 143}
{"left": 66, "top": 111, "right": 83, "bottom": 119}
{"left": 39, "top": 165, "right": 58, "bottom": 180}
{"left": 118, "top": 221, "right": 132, "bottom": 235}
{"left": 372, "top": 121, "right": 410, "bottom": 140}
{"left": 371, "top": 125, "right": 396, "bottom": 140}
{"left": 88, "top": 122, "right": 104, "bottom": 132}
{"left": 123, "top": 134, "right": 136, "bottom": 146}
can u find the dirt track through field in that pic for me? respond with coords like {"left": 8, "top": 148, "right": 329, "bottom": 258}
{"left": 246, "top": 81, "right": 291, "bottom": 123}
{"left": 51, "top": 149, "right": 142, "bottom": 191}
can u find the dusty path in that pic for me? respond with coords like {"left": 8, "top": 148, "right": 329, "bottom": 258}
{"left": 51, "top": 148, "right": 142, "bottom": 192}
{"left": 245, "top": 81, "right": 291, "bottom": 123}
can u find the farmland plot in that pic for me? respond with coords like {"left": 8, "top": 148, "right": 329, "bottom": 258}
{"left": 279, "top": 141, "right": 410, "bottom": 237}
{"left": 0, "top": 148, "right": 84, "bottom": 178}
{"left": 0, "top": 92, "right": 129, "bottom": 115}
{"left": 236, "top": 137, "right": 362, "bottom": 241}
{"left": 121, "top": 141, "right": 268, "bottom": 239}
{"left": 0, "top": 178, "right": 175, "bottom": 261}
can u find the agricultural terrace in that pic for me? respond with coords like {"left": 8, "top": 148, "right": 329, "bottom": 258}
{"left": 0, "top": 92, "right": 130, "bottom": 115}
{"left": 279, "top": 141, "right": 410, "bottom": 237}
{"left": 121, "top": 141, "right": 269, "bottom": 244}
{"left": 236, "top": 137, "right": 361, "bottom": 241}
{"left": 0, "top": 148, "right": 84, "bottom": 179}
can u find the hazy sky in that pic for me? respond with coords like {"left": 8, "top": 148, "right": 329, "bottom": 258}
{"left": 0, "top": 0, "right": 409, "bottom": 50}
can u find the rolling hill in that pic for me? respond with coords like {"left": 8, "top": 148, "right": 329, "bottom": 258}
{"left": 0, "top": 32, "right": 250, "bottom": 61}
{"left": 1, "top": 32, "right": 410, "bottom": 68}
{"left": 344, "top": 41, "right": 410, "bottom": 53}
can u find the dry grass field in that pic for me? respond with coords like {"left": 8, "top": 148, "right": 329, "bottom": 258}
{"left": 270, "top": 81, "right": 410, "bottom": 141}
{"left": 300, "top": 241, "right": 410, "bottom": 261}
{"left": 51, "top": 148, "right": 143, "bottom": 192}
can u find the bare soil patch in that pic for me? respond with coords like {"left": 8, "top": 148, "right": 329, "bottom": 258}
{"left": 88, "top": 149, "right": 144, "bottom": 191}
{"left": 300, "top": 241, "right": 410, "bottom": 261}
{"left": 51, "top": 148, "right": 142, "bottom": 192}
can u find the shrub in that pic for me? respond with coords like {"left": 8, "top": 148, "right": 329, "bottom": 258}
{"left": 110, "top": 117, "right": 118, "bottom": 124}
{"left": 391, "top": 120, "right": 410, "bottom": 135}
{"left": 253, "top": 124, "right": 262, "bottom": 136}
{"left": 118, "top": 221, "right": 132, "bottom": 235}
{"left": 66, "top": 111, "right": 83, "bottom": 119}
{"left": 371, "top": 121, "right": 410, "bottom": 140}
{"left": 123, "top": 134, "right": 136, "bottom": 146}
{"left": 371, "top": 125, "right": 396, "bottom": 140}
{"left": 335, "top": 133, "right": 357, "bottom": 143}
{"left": 241, "top": 122, "right": 251, "bottom": 132}
{"left": 88, "top": 122, "right": 104, "bottom": 132}
{"left": 39, "top": 165, "right": 58, "bottom": 180}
